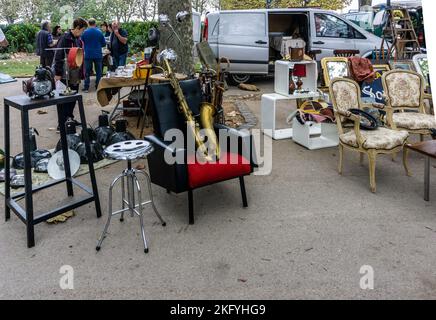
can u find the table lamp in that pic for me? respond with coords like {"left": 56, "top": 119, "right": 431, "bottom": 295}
{"left": 293, "top": 64, "right": 307, "bottom": 91}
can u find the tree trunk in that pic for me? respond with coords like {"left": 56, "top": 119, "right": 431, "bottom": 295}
{"left": 359, "top": 0, "right": 372, "bottom": 9}
{"left": 158, "top": 0, "right": 195, "bottom": 76}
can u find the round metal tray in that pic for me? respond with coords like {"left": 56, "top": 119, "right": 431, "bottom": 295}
{"left": 104, "top": 140, "right": 154, "bottom": 161}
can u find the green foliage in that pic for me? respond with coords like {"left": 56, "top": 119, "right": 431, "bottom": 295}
{"left": 0, "top": 21, "right": 158, "bottom": 55}
{"left": 221, "top": 0, "right": 352, "bottom": 11}
{"left": 0, "top": 24, "right": 39, "bottom": 54}
{"left": 0, "top": 56, "right": 39, "bottom": 77}
{"left": 122, "top": 21, "right": 159, "bottom": 54}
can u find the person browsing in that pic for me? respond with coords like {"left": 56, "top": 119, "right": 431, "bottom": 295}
{"left": 36, "top": 21, "right": 56, "bottom": 67}
{"left": 54, "top": 18, "right": 88, "bottom": 128}
{"left": 110, "top": 21, "right": 128, "bottom": 68}
{"left": 81, "top": 18, "right": 106, "bottom": 91}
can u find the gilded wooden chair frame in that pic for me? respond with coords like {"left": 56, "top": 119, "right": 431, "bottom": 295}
{"left": 330, "top": 77, "right": 410, "bottom": 193}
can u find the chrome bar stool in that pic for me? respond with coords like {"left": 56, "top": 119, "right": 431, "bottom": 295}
{"left": 96, "top": 140, "right": 166, "bottom": 254}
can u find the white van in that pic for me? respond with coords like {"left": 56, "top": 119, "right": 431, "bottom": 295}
{"left": 192, "top": 11, "right": 201, "bottom": 46}
{"left": 205, "top": 8, "right": 383, "bottom": 84}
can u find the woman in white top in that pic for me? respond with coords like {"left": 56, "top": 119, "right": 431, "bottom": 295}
{"left": 0, "top": 28, "right": 8, "bottom": 47}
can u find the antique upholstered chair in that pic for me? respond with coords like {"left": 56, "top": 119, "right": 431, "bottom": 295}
{"left": 144, "top": 79, "right": 256, "bottom": 224}
{"left": 382, "top": 70, "right": 436, "bottom": 140}
{"left": 329, "top": 78, "right": 410, "bottom": 193}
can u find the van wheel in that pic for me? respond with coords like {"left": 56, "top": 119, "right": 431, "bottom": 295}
{"left": 228, "top": 74, "right": 252, "bottom": 86}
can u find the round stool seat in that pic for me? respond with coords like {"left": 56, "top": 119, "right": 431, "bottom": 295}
{"left": 104, "top": 140, "right": 154, "bottom": 161}
{"left": 97, "top": 140, "right": 166, "bottom": 254}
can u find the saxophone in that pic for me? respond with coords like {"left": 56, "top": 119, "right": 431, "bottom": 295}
{"left": 162, "top": 58, "right": 220, "bottom": 161}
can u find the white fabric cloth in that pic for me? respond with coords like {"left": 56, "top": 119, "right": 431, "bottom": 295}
{"left": 0, "top": 28, "right": 5, "bottom": 42}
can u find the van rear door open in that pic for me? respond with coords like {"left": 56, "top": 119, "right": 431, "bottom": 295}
{"left": 218, "top": 11, "right": 269, "bottom": 74}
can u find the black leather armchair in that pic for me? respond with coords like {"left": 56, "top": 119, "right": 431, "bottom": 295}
{"left": 145, "top": 79, "right": 256, "bottom": 224}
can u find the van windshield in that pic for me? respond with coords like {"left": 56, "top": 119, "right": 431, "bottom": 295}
{"left": 315, "top": 13, "right": 352, "bottom": 38}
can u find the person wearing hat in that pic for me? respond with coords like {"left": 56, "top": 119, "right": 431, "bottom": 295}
{"left": 54, "top": 18, "right": 88, "bottom": 127}
{"left": 81, "top": 18, "right": 106, "bottom": 92}
{"left": 0, "top": 27, "right": 8, "bottom": 47}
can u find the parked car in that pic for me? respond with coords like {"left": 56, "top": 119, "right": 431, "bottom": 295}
{"left": 343, "top": 1, "right": 426, "bottom": 49}
{"left": 343, "top": 11, "right": 374, "bottom": 33}
{"left": 204, "top": 8, "right": 383, "bottom": 84}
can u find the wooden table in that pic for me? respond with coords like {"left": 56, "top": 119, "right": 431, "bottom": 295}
{"left": 406, "top": 140, "right": 436, "bottom": 201}
{"left": 149, "top": 73, "right": 188, "bottom": 83}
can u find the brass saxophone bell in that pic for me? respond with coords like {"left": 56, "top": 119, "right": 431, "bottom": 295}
{"left": 200, "top": 102, "right": 220, "bottom": 161}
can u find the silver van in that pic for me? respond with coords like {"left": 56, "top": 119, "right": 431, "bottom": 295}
{"left": 205, "top": 8, "right": 383, "bottom": 84}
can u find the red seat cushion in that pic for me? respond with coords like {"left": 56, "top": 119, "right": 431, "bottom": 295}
{"left": 187, "top": 152, "right": 251, "bottom": 189}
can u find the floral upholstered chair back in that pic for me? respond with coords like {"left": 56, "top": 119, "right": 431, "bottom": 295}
{"left": 382, "top": 70, "right": 425, "bottom": 113}
{"left": 329, "top": 78, "right": 362, "bottom": 133}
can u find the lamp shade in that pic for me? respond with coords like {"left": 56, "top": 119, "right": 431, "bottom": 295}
{"left": 293, "top": 64, "right": 307, "bottom": 77}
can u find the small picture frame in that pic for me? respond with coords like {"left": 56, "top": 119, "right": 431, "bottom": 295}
{"left": 389, "top": 60, "right": 416, "bottom": 72}
{"left": 373, "top": 64, "right": 391, "bottom": 74}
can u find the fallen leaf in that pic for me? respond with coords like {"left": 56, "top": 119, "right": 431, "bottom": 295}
{"left": 46, "top": 211, "right": 75, "bottom": 224}
{"left": 238, "top": 279, "right": 247, "bottom": 283}
{"left": 135, "top": 163, "right": 146, "bottom": 170}
{"left": 238, "top": 84, "right": 260, "bottom": 92}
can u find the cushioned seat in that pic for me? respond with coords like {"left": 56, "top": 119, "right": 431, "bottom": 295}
{"left": 340, "top": 127, "right": 409, "bottom": 150}
{"left": 393, "top": 112, "right": 436, "bottom": 130}
{"left": 187, "top": 152, "right": 251, "bottom": 189}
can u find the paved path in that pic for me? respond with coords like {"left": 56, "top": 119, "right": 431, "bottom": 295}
{"left": 0, "top": 78, "right": 435, "bottom": 299}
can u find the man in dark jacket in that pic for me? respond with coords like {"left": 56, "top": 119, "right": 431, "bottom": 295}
{"left": 109, "top": 21, "right": 128, "bottom": 68}
{"left": 36, "top": 21, "right": 55, "bottom": 67}
{"left": 54, "top": 18, "right": 88, "bottom": 126}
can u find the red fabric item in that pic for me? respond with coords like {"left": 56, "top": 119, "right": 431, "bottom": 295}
{"left": 203, "top": 18, "right": 209, "bottom": 41}
{"left": 293, "top": 64, "right": 307, "bottom": 77}
{"left": 348, "top": 56, "right": 375, "bottom": 83}
{"left": 187, "top": 152, "right": 251, "bottom": 189}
